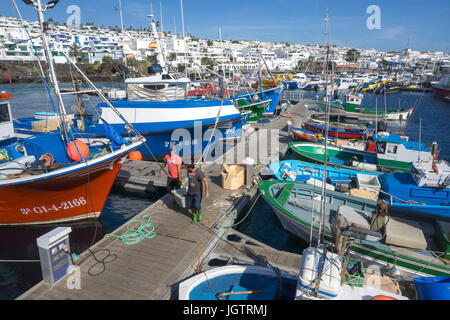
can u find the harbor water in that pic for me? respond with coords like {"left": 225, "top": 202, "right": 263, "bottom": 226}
{"left": 0, "top": 83, "right": 448, "bottom": 300}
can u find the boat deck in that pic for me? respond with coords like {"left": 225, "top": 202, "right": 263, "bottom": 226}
{"left": 17, "top": 100, "right": 314, "bottom": 300}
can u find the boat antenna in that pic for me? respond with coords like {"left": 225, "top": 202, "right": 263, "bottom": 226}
{"left": 375, "top": 97, "right": 378, "bottom": 137}
{"left": 160, "top": 0, "right": 164, "bottom": 33}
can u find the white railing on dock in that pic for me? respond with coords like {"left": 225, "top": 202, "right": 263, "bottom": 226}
{"left": 282, "top": 91, "right": 304, "bottom": 102}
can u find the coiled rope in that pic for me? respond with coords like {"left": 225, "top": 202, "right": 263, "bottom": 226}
{"left": 106, "top": 214, "right": 157, "bottom": 245}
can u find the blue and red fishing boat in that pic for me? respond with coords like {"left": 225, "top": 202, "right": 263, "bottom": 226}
{"left": 303, "top": 121, "right": 372, "bottom": 140}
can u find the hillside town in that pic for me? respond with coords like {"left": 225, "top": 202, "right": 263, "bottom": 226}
{"left": 1, "top": 15, "right": 449, "bottom": 79}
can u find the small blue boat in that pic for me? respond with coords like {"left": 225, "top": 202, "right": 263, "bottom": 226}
{"left": 178, "top": 253, "right": 409, "bottom": 300}
{"left": 268, "top": 160, "right": 380, "bottom": 183}
{"left": 379, "top": 160, "right": 450, "bottom": 221}
{"left": 414, "top": 276, "right": 450, "bottom": 300}
{"left": 282, "top": 81, "right": 299, "bottom": 90}
{"left": 178, "top": 265, "right": 298, "bottom": 300}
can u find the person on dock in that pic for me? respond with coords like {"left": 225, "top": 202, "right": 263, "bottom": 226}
{"left": 159, "top": 146, "right": 182, "bottom": 194}
{"left": 186, "top": 164, "right": 209, "bottom": 224}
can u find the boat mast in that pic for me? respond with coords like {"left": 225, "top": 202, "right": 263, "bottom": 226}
{"left": 29, "top": 0, "right": 70, "bottom": 143}
{"left": 180, "top": 0, "right": 185, "bottom": 39}
{"left": 318, "top": 9, "right": 330, "bottom": 246}
{"left": 119, "top": 0, "right": 124, "bottom": 32}
{"left": 375, "top": 97, "right": 378, "bottom": 137}
{"left": 147, "top": 14, "right": 167, "bottom": 73}
{"left": 160, "top": 0, "right": 164, "bottom": 33}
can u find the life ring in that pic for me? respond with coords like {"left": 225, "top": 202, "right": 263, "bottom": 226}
{"left": 370, "top": 295, "right": 398, "bottom": 300}
{"left": 39, "top": 153, "right": 55, "bottom": 168}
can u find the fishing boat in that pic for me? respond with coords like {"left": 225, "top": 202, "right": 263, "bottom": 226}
{"left": 0, "top": 0, "right": 145, "bottom": 225}
{"left": 269, "top": 160, "right": 450, "bottom": 221}
{"left": 105, "top": 14, "right": 191, "bottom": 101}
{"left": 414, "top": 276, "right": 450, "bottom": 300}
{"left": 276, "top": 73, "right": 299, "bottom": 90}
{"left": 317, "top": 93, "right": 413, "bottom": 121}
{"left": 178, "top": 250, "right": 409, "bottom": 300}
{"left": 234, "top": 85, "right": 284, "bottom": 116}
{"left": 290, "top": 127, "right": 320, "bottom": 143}
{"left": 235, "top": 98, "right": 271, "bottom": 122}
{"left": 289, "top": 132, "right": 439, "bottom": 173}
{"left": 268, "top": 160, "right": 380, "bottom": 183}
{"left": 302, "top": 121, "right": 372, "bottom": 140}
{"left": 379, "top": 160, "right": 450, "bottom": 221}
{"left": 431, "top": 74, "right": 450, "bottom": 100}
{"left": 258, "top": 180, "right": 450, "bottom": 278}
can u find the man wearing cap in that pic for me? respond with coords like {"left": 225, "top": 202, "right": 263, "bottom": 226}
{"left": 160, "top": 146, "right": 182, "bottom": 194}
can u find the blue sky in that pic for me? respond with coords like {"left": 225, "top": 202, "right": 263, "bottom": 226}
{"left": 4, "top": 0, "right": 450, "bottom": 52}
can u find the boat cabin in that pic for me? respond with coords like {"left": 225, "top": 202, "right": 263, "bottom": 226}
{"left": 0, "top": 93, "right": 14, "bottom": 142}
{"left": 344, "top": 94, "right": 363, "bottom": 111}
{"left": 411, "top": 161, "right": 450, "bottom": 188}
{"left": 373, "top": 132, "right": 435, "bottom": 169}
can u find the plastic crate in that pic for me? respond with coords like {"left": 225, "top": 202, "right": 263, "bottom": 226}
{"left": 344, "top": 259, "right": 365, "bottom": 288}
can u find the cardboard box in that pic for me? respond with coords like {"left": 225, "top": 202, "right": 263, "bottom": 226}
{"left": 221, "top": 164, "right": 245, "bottom": 190}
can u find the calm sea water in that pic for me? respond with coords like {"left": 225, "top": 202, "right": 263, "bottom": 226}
{"left": 0, "top": 83, "right": 448, "bottom": 299}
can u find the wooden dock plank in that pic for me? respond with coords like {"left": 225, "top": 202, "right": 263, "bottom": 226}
{"left": 18, "top": 100, "right": 312, "bottom": 300}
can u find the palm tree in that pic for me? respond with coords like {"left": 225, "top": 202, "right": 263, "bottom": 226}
{"left": 168, "top": 52, "right": 177, "bottom": 61}
{"left": 68, "top": 43, "right": 83, "bottom": 63}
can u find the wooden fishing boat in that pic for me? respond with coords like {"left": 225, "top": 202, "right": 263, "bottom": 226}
{"left": 235, "top": 98, "right": 271, "bottom": 122}
{"left": 258, "top": 180, "right": 450, "bottom": 278}
{"left": 379, "top": 160, "right": 450, "bottom": 221}
{"left": 289, "top": 132, "right": 439, "bottom": 173}
{"left": 0, "top": 0, "right": 145, "bottom": 225}
{"left": 269, "top": 160, "right": 450, "bottom": 221}
{"left": 303, "top": 121, "right": 372, "bottom": 140}
{"left": 0, "top": 133, "right": 144, "bottom": 225}
{"left": 290, "top": 127, "right": 319, "bottom": 142}
{"left": 317, "top": 93, "right": 413, "bottom": 121}
{"left": 268, "top": 160, "right": 380, "bottom": 183}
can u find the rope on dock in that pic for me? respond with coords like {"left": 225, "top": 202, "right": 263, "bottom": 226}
{"left": 106, "top": 214, "right": 156, "bottom": 245}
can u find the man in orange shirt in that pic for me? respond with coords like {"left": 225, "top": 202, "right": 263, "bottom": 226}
{"left": 159, "top": 146, "right": 182, "bottom": 194}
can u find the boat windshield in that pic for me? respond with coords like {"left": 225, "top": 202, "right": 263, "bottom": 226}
{"left": 0, "top": 103, "right": 11, "bottom": 123}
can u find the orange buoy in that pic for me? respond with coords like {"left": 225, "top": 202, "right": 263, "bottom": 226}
{"left": 370, "top": 295, "right": 398, "bottom": 300}
{"left": 67, "top": 139, "right": 90, "bottom": 162}
{"left": 128, "top": 151, "right": 142, "bottom": 161}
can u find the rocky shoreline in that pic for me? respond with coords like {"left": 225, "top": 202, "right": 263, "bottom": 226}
{"left": 0, "top": 61, "right": 124, "bottom": 84}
